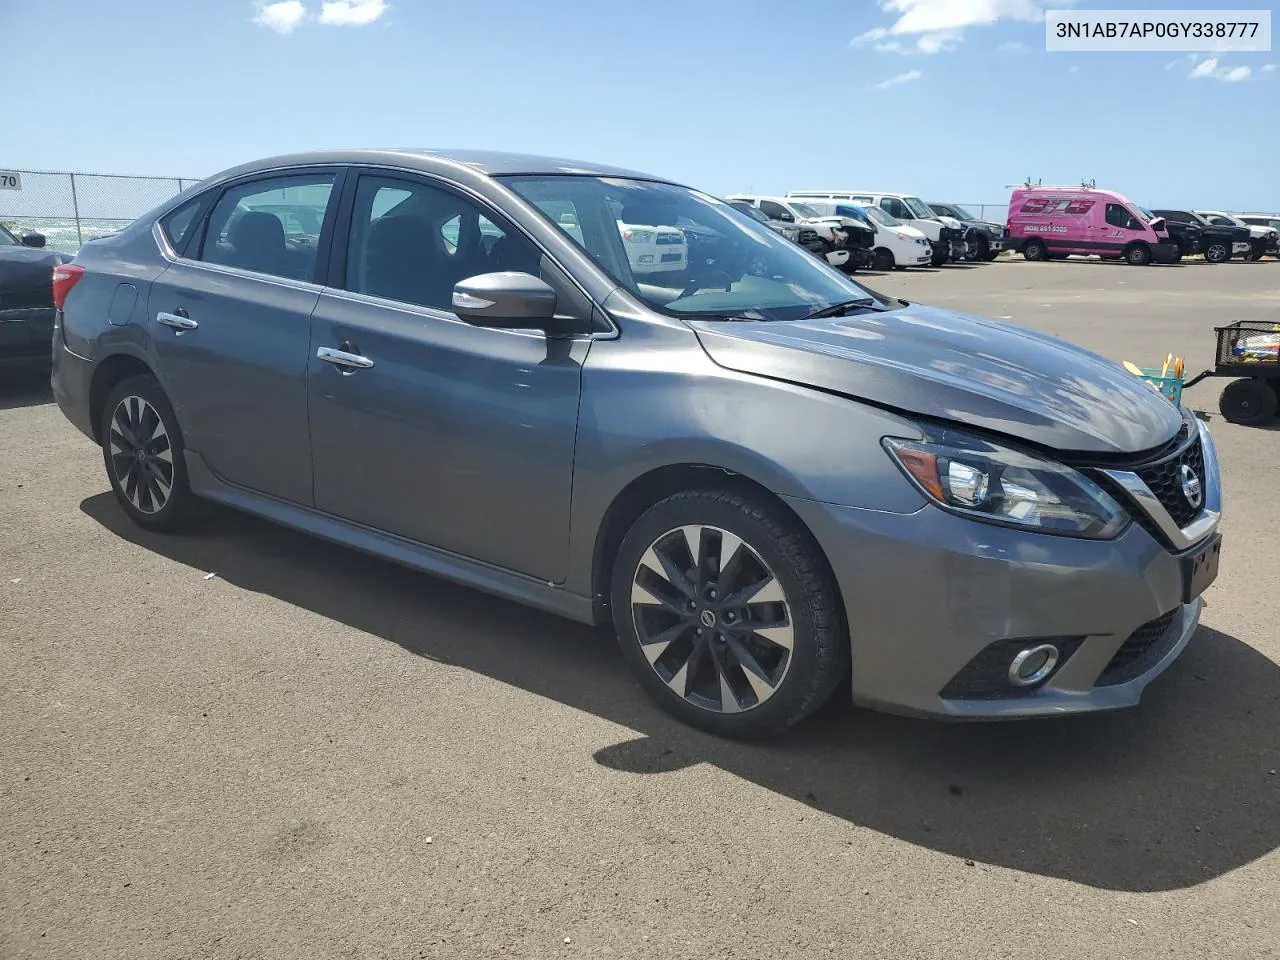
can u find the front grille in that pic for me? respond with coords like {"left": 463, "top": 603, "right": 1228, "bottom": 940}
{"left": 797, "top": 228, "right": 819, "bottom": 244}
{"left": 0, "top": 286, "right": 53, "bottom": 311}
{"left": 1097, "top": 610, "right": 1178, "bottom": 686}
{"left": 938, "top": 226, "right": 956, "bottom": 242}
{"left": 1134, "top": 433, "right": 1205, "bottom": 528}
{"left": 654, "top": 233, "right": 682, "bottom": 245}
{"left": 848, "top": 230, "right": 874, "bottom": 250}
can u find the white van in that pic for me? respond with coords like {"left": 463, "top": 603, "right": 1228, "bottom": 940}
{"left": 787, "top": 190, "right": 968, "bottom": 266}
{"left": 798, "top": 200, "right": 932, "bottom": 270}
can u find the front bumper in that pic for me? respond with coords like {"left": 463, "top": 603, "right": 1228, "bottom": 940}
{"left": 0, "top": 306, "right": 55, "bottom": 362}
{"left": 781, "top": 419, "right": 1221, "bottom": 720}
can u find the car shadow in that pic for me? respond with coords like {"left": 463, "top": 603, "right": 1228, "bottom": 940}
{"left": 0, "top": 363, "right": 53, "bottom": 411}
{"left": 79, "top": 492, "right": 1280, "bottom": 893}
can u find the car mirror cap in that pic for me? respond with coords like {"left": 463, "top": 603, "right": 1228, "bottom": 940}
{"left": 452, "top": 272, "right": 558, "bottom": 330}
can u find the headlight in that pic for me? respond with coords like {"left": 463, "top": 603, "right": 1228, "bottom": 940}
{"left": 622, "top": 229, "right": 652, "bottom": 243}
{"left": 882, "top": 433, "right": 1128, "bottom": 538}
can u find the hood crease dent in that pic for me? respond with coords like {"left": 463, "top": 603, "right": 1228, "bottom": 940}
{"left": 690, "top": 305, "right": 1183, "bottom": 456}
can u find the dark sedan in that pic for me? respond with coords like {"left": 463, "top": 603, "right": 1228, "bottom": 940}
{"left": 1, "top": 223, "right": 64, "bottom": 365}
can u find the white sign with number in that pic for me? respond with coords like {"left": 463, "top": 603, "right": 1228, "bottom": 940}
{"left": 0, "top": 171, "right": 22, "bottom": 191}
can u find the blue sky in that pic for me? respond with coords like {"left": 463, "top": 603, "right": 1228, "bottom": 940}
{"left": 1, "top": 0, "right": 1276, "bottom": 210}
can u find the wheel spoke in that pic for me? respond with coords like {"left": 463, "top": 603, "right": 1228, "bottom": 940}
{"left": 749, "top": 623, "right": 794, "bottom": 652}
{"left": 122, "top": 463, "right": 143, "bottom": 509}
{"left": 632, "top": 560, "right": 692, "bottom": 615}
{"left": 724, "top": 634, "right": 781, "bottom": 703}
{"left": 138, "top": 403, "right": 160, "bottom": 445}
{"left": 710, "top": 644, "right": 743, "bottom": 714}
{"left": 639, "top": 620, "right": 689, "bottom": 665}
{"left": 648, "top": 541, "right": 697, "bottom": 600}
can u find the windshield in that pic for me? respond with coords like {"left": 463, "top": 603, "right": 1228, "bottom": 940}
{"left": 948, "top": 205, "right": 977, "bottom": 220}
{"left": 503, "top": 176, "right": 875, "bottom": 322}
{"left": 902, "top": 196, "right": 935, "bottom": 219}
{"left": 0, "top": 223, "right": 17, "bottom": 246}
{"left": 1204, "top": 212, "right": 1244, "bottom": 228}
{"left": 788, "top": 201, "right": 823, "bottom": 220}
{"left": 863, "top": 205, "right": 901, "bottom": 227}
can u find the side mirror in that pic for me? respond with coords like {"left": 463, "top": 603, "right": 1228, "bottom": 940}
{"left": 452, "top": 271, "right": 557, "bottom": 329}
{"left": 776, "top": 211, "right": 795, "bottom": 222}
{"left": 21, "top": 232, "right": 47, "bottom": 248}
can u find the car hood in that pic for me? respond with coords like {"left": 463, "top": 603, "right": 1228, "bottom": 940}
{"left": 0, "top": 246, "right": 63, "bottom": 288}
{"left": 689, "top": 303, "right": 1182, "bottom": 455}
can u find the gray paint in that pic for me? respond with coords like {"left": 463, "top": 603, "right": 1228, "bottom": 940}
{"left": 51, "top": 148, "right": 1221, "bottom": 720}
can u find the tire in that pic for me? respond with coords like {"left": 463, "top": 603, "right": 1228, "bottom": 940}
{"left": 1125, "top": 243, "right": 1151, "bottom": 266}
{"left": 100, "top": 374, "right": 208, "bottom": 531}
{"left": 1023, "top": 238, "right": 1048, "bottom": 261}
{"left": 930, "top": 253, "right": 947, "bottom": 267}
{"left": 971, "top": 237, "right": 990, "bottom": 262}
{"left": 983, "top": 248, "right": 1000, "bottom": 262}
{"left": 1203, "top": 239, "right": 1230, "bottom": 264}
{"left": 610, "top": 489, "right": 847, "bottom": 739}
{"left": 1247, "top": 247, "right": 1264, "bottom": 262}
{"left": 1218, "top": 378, "right": 1278, "bottom": 425}
{"left": 872, "top": 247, "right": 894, "bottom": 271}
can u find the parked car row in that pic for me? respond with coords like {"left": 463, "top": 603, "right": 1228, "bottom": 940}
{"left": 1003, "top": 182, "right": 1280, "bottom": 266}
{"left": 723, "top": 190, "right": 1010, "bottom": 272}
{"left": 0, "top": 223, "right": 65, "bottom": 368}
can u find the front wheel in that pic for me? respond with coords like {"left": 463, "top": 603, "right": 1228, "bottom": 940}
{"left": 610, "top": 489, "right": 847, "bottom": 739}
{"left": 1203, "top": 239, "right": 1230, "bottom": 264}
{"left": 100, "top": 374, "right": 208, "bottom": 531}
{"left": 1219, "top": 378, "right": 1278, "bottom": 425}
{"left": 1125, "top": 243, "right": 1152, "bottom": 266}
{"left": 971, "top": 237, "right": 990, "bottom": 262}
{"left": 872, "top": 247, "right": 894, "bottom": 271}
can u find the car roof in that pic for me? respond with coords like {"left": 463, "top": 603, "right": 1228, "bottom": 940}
{"left": 191, "top": 148, "right": 673, "bottom": 189}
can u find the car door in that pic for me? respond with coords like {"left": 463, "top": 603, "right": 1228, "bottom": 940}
{"left": 306, "top": 170, "right": 589, "bottom": 583}
{"left": 147, "top": 169, "right": 342, "bottom": 505}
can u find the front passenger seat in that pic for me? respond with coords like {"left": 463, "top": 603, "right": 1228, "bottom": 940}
{"left": 227, "top": 212, "right": 289, "bottom": 278}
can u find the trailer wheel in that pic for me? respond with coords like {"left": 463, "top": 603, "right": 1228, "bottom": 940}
{"left": 1023, "top": 239, "right": 1048, "bottom": 261}
{"left": 1219, "top": 378, "right": 1278, "bottom": 425}
{"left": 1125, "top": 243, "right": 1152, "bottom": 266}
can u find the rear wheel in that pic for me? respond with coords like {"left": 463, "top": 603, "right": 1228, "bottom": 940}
{"left": 1203, "top": 239, "right": 1230, "bottom": 264}
{"left": 1125, "top": 243, "right": 1152, "bottom": 266}
{"left": 1023, "top": 238, "right": 1048, "bottom": 261}
{"left": 610, "top": 489, "right": 847, "bottom": 739}
{"left": 1219, "top": 378, "right": 1278, "bottom": 425}
{"left": 100, "top": 374, "right": 208, "bottom": 531}
{"left": 971, "top": 236, "right": 990, "bottom": 262}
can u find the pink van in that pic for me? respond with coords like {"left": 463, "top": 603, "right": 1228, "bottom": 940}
{"left": 1006, "top": 185, "right": 1178, "bottom": 265}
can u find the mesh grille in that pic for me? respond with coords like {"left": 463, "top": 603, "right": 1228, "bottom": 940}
{"left": 1215, "top": 320, "right": 1280, "bottom": 368}
{"left": 1134, "top": 434, "right": 1205, "bottom": 528}
{"left": 1097, "top": 610, "right": 1178, "bottom": 686}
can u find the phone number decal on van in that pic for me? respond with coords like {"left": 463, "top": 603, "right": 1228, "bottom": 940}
{"left": 1025, "top": 225, "right": 1068, "bottom": 234}
{"left": 1046, "top": 10, "right": 1271, "bottom": 51}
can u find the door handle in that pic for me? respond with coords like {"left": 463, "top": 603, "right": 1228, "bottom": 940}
{"left": 317, "top": 345, "right": 374, "bottom": 372}
{"left": 157, "top": 310, "right": 198, "bottom": 332}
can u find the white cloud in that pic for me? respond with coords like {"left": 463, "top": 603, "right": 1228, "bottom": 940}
{"left": 875, "top": 40, "right": 908, "bottom": 52}
{"left": 319, "top": 0, "right": 388, "bottom": 25}
{"left": 1189, "top": 57, "right": 1218, "bottom": 78}
{"left": 1068, "top": 64, "right": 1079, "bottom": 73}
{"left": 1190, "top": 57, "right": 1253, "bottom": 82}
{"left": 253, "top": 0, "right": 306, "bottom": 33}
{"left": 999, "top": 40, "right": 1029, "bottom": 53}
{"left": 851, "top": 0, "right": 1072, "bottom": 53}
{"left": 873, "top": 69, "right": 924, "bottom": 89}
{"left": 1264, "top": 63, "right": 1278, "bottom": 73}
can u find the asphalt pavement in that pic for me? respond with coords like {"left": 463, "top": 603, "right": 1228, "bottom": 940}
{"left": 2, "top": 257, "right": 1277, "bottom": 959}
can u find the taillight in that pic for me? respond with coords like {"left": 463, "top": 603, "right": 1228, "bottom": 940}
{"left": 52, "top": 263, "right": 85, "bottom": 310}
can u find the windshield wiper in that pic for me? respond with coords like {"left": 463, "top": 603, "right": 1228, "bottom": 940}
{"left": 800, "top": 298, "right": 878, "bottom": 321}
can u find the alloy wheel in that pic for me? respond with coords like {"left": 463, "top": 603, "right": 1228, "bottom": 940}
{"left": 630, "top": 525, "right": 794, "bottom": 714}
{"left": 108, "top": 395, "right": 174, "bottom": 514}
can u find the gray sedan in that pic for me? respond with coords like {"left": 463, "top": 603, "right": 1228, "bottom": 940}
{"left": 50, "top": 149, "right": 1222, "bottom": 738}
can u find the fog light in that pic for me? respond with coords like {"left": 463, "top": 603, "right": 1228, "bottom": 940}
{"left": 1008, "top": 644, "right": 1059, "bottom": 687}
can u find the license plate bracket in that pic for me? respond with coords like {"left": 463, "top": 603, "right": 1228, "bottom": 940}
{"left": 1180, "top": 534, "right": 1222, "bottom": 604}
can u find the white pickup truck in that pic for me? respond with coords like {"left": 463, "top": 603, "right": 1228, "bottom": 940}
{"left": 787, "top": 190, "right": 970, "bottom": 266}
{"left": 723, "top": 195, "right": 860, "bottom": 269}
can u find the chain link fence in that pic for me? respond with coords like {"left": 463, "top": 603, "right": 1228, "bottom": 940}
{"left": 1, "top": 169, "right": 1015, "bottom": 256}
{"left": 0, "top": 170, "right": 201, "bottom": 255}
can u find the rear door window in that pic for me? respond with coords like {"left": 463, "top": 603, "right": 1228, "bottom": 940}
{"left": 199, "top": 174, "right": 337, "bottom": 282}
